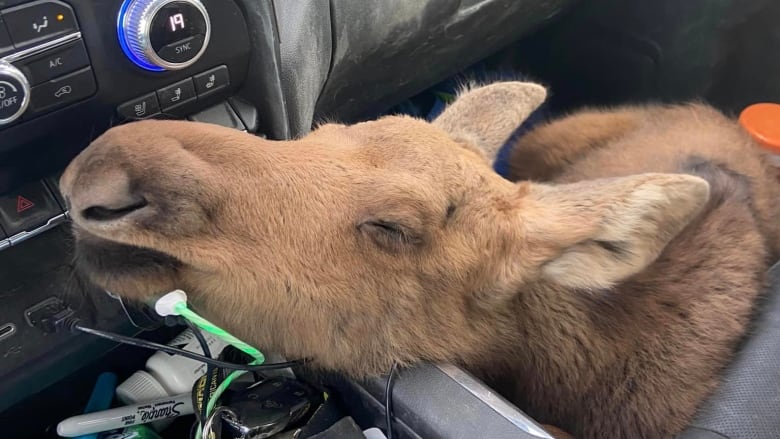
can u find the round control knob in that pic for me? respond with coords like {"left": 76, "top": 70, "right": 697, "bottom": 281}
{"left": 0, "top": 61, "right": 31, "bottom": 126}
{"left": 118, "top": 0, "right": 211, "bottom": 72}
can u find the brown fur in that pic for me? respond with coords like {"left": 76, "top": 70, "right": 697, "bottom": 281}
{"left": 59, "top": 82, "right": 780, "bottom": 439}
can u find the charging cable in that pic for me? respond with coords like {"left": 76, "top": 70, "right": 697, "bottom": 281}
{"left": 184, "top": 318, "right": 214, "bottom": 435}
{"left": 154, "top": 290, "right": 265, "bottom": 363}
{"left": 385, "top": 363, "right": 398, "bottom": 439}
{"left": 59, "top": 290, "right": 305, "bottom": 439}
{"left": 71, "top": 326, "right": 301, "bottom": 371}
{"left": 155, "top": 290, "right": 267, "bottom": 439}
{"left": 63, "top": 289, "right": 304, "bottom": 371}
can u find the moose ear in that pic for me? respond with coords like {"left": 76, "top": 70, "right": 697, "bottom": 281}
{"left": 521, "top": 173, "right": 710, "bottom": 290}
{"left": 433, "top": 81, "right": 547, "bottom": 162}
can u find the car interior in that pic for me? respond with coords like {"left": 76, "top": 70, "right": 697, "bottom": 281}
{"left": 1, "top": 0, "right": 780, "bottom": 438}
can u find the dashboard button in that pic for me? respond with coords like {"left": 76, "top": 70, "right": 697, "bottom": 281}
{"left": 193, "top": 65, "right": 229, "bottom": 97}
{"left": 157, "top": 77, "right": 196, "bottom": 110}
{"left": 156, "top": 34, "right": 205, "bottom": 64}
{"left": 0, "top": 180, "right": 62, "bottom": 236}
{"left": 0, "top": 16, "right": 12, "bottom": 55}
{"left": 29, "top": 67, "right": 95, "bottom": 114}
{"left": 0, "top": 62, "right": 31, "bottom": 125}
{"left": 16, "top": 40, "right": 89, "bottom": 85}
{"left": 117, "top": 92, "right": 161, "bottom": 120}
{"left": 2, "top": 0, "right": 78, "bottom": 48}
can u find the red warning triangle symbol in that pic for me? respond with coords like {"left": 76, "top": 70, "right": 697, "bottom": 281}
{"left": 16, "top": 195, "right": 34, "bottom": 213}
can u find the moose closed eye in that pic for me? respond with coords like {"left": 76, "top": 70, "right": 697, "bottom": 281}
{"left": 358, "top": 219, "right": 424, "bottom": 252}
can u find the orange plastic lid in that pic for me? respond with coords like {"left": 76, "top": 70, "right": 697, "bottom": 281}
{"left": 739, "top": 103, "right": 780, "bottom": 154}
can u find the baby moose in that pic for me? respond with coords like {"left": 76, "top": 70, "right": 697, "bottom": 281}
{"left": 60, "top": 82, "right": 780, "bottom": 439}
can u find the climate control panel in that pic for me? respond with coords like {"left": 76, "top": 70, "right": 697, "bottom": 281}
{"left": 0, "top": 0, "right": 252, "bottom": 171}
{"left": 0, "top": 1, "right": 93, "bottom": 127}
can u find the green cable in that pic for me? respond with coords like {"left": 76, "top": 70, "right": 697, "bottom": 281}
{"left": 173, "top": 302, "right": 265, "bottom": 363}
{"left": 171, "top": 302, "right": 267, "bottom": 439}
{"left": 196, "top": 368, "right": 252, "bottom": 439}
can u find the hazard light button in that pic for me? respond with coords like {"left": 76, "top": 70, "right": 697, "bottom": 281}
{"left": 0, "top": 180, "right": 63, "bottom": 236}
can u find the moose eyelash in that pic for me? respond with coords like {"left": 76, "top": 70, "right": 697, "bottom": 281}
{"left": 366, "top": 220, "right": 406, "bottom": 239}
{"left": 358, "top": 219, "right": 423, "bottom": 249}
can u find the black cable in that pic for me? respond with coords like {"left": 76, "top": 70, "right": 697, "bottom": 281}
{"left": 385, "top": 362, "right": 398, "bottom": 439}
{"left": 107, "top": 291, "right": 162, "bottom": 331}
{"left": 72, "top": 324, "right": 304, "bottom": 371}
{"left": 185, "top": 319, "right": 213, "bottom": 358}
{"left": 184, "top": 320, "right": 214, "bottom": 429}
{"left": 189, "top": 418, "right": 199, "bottom": 439}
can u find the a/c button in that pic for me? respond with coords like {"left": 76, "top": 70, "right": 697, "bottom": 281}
{"left": 16, "top": 40, "right": 90, "bottom": 85}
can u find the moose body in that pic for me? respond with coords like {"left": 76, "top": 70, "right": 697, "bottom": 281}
{"left": 60, "top": 83, "right": 780, "bottom": 438}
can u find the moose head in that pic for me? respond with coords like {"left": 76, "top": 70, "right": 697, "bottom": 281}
{"left": 60, "top": 82, "right": 709, "bottom": 377}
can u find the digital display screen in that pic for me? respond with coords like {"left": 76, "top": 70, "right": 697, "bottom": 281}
{"left": 149, "top": 2, "right": 207, "bottom": 50}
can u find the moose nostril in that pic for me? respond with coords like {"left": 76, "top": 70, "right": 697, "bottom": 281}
{"left": 82, "top": 198, "right": 148, "bottom": 222}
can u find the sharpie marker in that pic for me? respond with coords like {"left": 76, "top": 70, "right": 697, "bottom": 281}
{"left": 57, "top": 393, "right": 193, "bottom": 437}
{"left": 74, "top": 372, "right": 117, "bottom": 439}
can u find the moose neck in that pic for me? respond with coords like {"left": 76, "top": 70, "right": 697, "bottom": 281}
{"left": 460, "top": 281, "right": 613, "bottom": 412}
{"left": 184, "top": 265, "right": 609, "bottom": 389}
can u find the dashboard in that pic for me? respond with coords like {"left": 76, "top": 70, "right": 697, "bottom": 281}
{"left": 0, "top": 0, "right": 575, "bottom": 436}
